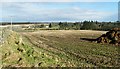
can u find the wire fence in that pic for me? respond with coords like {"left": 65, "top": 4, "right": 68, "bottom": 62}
{"left": 0, "top": 25, "right": 23, "bottom": 45}
{"left": 0, "top": 27, "right": 12, "bottom": 45}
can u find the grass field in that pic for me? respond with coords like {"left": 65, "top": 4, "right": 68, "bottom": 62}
{"left": 1, "top": 30, "right": 119, "bottom": 67}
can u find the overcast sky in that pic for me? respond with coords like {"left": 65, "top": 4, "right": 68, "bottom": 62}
{"left": 0, "top": 0, "right": 119, "bottom": 22}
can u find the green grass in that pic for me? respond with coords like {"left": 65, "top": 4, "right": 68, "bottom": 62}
{"left": 1, "top": 30, "right": 74, "bottom": 67}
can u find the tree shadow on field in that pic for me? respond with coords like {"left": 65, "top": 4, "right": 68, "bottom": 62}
{"left": 80, "top": 38, "right": 97, "bottom": 42}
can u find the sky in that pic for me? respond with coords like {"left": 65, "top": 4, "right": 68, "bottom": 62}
{"left": 0, "top": 0, "right": 119, "bottom": 2}
{"left": 0, "top": 0, "right": 119, "bottom": 22}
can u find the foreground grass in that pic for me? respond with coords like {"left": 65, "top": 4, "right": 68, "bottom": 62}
{"left": 1, "top": 30, "right": 75, "bottom": 67}
{"left": 1, "top": 30, "right": 119, "bottom": 67}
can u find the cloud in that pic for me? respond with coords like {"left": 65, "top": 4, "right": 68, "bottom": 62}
{"left": 1, "top": 2, "right": 117, "bottom": 22}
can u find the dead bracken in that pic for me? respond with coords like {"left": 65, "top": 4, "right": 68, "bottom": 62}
{"left": 96, "top": 28, "right": 120, "bottom": 45}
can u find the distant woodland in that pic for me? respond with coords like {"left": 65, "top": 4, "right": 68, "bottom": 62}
{"left": 1, "top": 21, "right": 120, "bottom": 31}
{"left": 48, "top": 21, "right": 120, "bottom": 31}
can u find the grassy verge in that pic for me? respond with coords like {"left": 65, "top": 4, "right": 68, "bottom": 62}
{"left": 1, "top": 30, "right": 76, "bottom": 67}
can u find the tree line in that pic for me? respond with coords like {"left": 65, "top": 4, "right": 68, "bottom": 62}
{"left": 48, "top": 21, "right": 120, "bottom": 31}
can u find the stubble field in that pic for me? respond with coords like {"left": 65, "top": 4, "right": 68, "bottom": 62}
{"left": 1, "top": 30, "right": 119, "bottom": 67}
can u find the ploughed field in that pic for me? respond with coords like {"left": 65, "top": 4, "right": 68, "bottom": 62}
{"left": 1, "top": 30, "right": 119, "bottom": 67}
{"left": 21, "top": 30, "right": 119, "bottom": 67}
